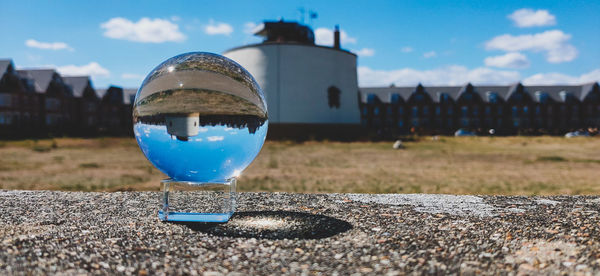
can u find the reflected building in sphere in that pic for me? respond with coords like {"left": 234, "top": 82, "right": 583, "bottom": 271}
{"left": 165, "top": 113, "right": 200, "bottom": 141}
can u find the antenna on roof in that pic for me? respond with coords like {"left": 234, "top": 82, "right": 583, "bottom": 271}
{"left": 297, "top": 7, "right": 305, "bottom": 23}
{"left": 298, "top": 7, "right": 317, "bottom": 25}
{"left": 308, "top": 10, "right": 318, "bottom": 25}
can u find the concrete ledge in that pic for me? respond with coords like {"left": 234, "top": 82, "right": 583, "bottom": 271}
{"left": 1, "top": 191, "right": 599, "bottom": 274}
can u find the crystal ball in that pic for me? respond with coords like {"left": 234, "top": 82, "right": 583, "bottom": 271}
{"left": 133, "top": 52, "right": 268, "bottom": 182}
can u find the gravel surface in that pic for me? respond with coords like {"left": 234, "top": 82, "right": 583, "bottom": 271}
{"left": 1, "top": 190, "right": 600, "bottom": 275}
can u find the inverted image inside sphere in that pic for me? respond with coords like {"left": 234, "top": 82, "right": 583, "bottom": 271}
{"left": 133, "top": 52, "right": 268, "bottom": 183}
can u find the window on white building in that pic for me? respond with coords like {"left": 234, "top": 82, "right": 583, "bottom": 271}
{"left": 327, "top": 86, "right": 341, "bottom": 108}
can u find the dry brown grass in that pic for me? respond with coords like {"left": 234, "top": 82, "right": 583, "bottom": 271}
{"left": 0, "top": 138, "right": 161, "bottom": 192}
{"left": 0, "top": 136, "right": 599, "bottom": 195}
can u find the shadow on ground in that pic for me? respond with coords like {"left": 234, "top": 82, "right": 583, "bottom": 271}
{"left": 173, "top": 211, "right": 352, "bottom": 240}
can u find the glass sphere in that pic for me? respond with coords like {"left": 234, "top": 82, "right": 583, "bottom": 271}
{"left": 133, "top": 52, "right": 268, "bottom": 182}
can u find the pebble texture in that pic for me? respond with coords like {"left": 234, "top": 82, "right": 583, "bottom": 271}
{"left": 1, "top": 190, "right": 600, "bottom": 275}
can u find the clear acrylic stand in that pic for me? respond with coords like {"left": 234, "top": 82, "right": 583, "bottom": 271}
{"left": 158, "top": 178, "right": 236, "bottom": 222}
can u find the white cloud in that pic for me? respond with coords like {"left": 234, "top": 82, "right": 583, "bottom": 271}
{"left": 121, "top": 73, "right": 145, "bottom": 80}
{"left": 401, "top": 46, "right": 413, "bottom": 53}
{"left": 484, "top": 52, "right": 530, "bottom": 69}
{"left": 314, "top": 27, "right": 357, "bottom": 46}
{"left": 423, "top": 51, "right": 437, "bottom": 58}
{"left": 358, "top": 65, "right": 521, "bottom": 86}
{"left": 353, "top": 48, "right": 375, "bottom": 57}
{"left": 101, "top": 17, "right": 186, "bottom": 43}
{"left": 508, "top": 9, "right": 556, "bottom": 28}
{"left": 56, "top": 62, "right": 110, "bottom": 78}
{"left": 579, "top": 70, "right": 600, "bottom": 83}
{"left": 485, "top": 30, "right": 577, "bottom": 63}
{"left": 523, "top": 69, "right": 600, "bottom": 85}
{"left": 25, "top": 39, "right": 73, "bottom": 51}
{"left": 207, "top": 136, "right": 224, "bottom": 142}
{"left": 243, "top": 22, "right": 263, "bottom": 35}
{"left": 204, "top": 20, "right": 233, "bottom": 36}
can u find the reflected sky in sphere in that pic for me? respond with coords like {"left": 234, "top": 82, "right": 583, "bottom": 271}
{"left": 134, "top": 122, "right": 267, "bottom": 182}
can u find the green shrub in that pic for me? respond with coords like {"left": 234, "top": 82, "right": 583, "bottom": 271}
{"left": 536, "top": 155, "right": 567, "bottom": 162}
{"left": 32, "top": 145, "right": 51, "bottom": 152}
{"left": 79, "top": 162, "right": 101, "bottom": 168}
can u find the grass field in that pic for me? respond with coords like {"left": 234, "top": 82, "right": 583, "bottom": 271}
{"left": 0, "top": 136, "right": 599, "bottom": 195}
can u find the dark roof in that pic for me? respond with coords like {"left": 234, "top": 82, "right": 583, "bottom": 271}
{"left": 360, "top": 87, "right": 414, "bottom": 103}
{"left": 104, "top": 86, "right": 123, "bottom": 104}
{"left": 97, "top": 87, "right": 137, "bottom": 104}
{"left": 63, "top": 76, "right": 91, "bottom": 97}
{"left": 0, "top": 59, "right": 12, "bottom": 76}
{"left": 96, "top": 88, "right": 107, "bottom": 99}
{"left": 16, "top": 69, "right": 56, "bottom": 93}
{"left": 123, "top": 88, "right": 137, "bottom": 105}
{"left": 224, "top": 18, "right": 354, "bottom": 57}
{"left": 579, "top": 82, "right": 599, "bottom": 101}
{"left": 360, "top": 82, "right": 600, "bottom": 104}
{"left": 523, "top": 85, "right": 580, "bottom": 102}
{"left": 470, "top": 85, "right": 512, "bottom": 102}
{"left": 426, "top": 86, "right": 462, "bottom": 102}
{"left": 255, "top": 20, "right": 315, "bottom": 45}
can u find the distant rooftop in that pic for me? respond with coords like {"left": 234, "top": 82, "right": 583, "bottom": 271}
{"left": 63, "top": 76, "right": 91, "bottom": 97}
{"left": 0, "top": 59, "right": 13, "bottom": 76}
{"left": 255, "top": 20, "right": 315, "bottom": 45}
{"left": 360, "top": 82, "right": 600, "bottom": 104}
{"left": 16, "top": 69, "right": 57, "bottom": 93}
{"left": 97, "top": 87, "right": 137, "bottom": 104}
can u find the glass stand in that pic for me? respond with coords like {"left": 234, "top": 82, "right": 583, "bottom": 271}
{"left": 158, "top": 178, "right": 236, "bottom": 222}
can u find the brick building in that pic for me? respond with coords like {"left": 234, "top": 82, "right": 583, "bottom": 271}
{"left": 0, "top": 59, "right": 136, "bottom": 137}
{"left": 360, "top": 82, "right": 600, "bottom": 135}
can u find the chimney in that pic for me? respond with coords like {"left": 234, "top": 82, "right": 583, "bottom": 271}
{"left": 333, "top": 25, "right": 340, "bottom": 49}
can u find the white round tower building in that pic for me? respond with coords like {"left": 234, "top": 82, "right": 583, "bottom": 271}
{"left": 223, "top": 21, "right": 360, "bottom": 127}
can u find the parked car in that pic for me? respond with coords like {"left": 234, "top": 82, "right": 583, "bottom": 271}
{"left": 565, "top": 131, "right": 590, "bottom": 138}
{"left": 454, "top": 129, "right": 476, "bottom": 137}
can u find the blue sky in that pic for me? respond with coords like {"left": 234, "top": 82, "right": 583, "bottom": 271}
{"left": 1, "top": 0, "right": 598, "bottom": 88}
